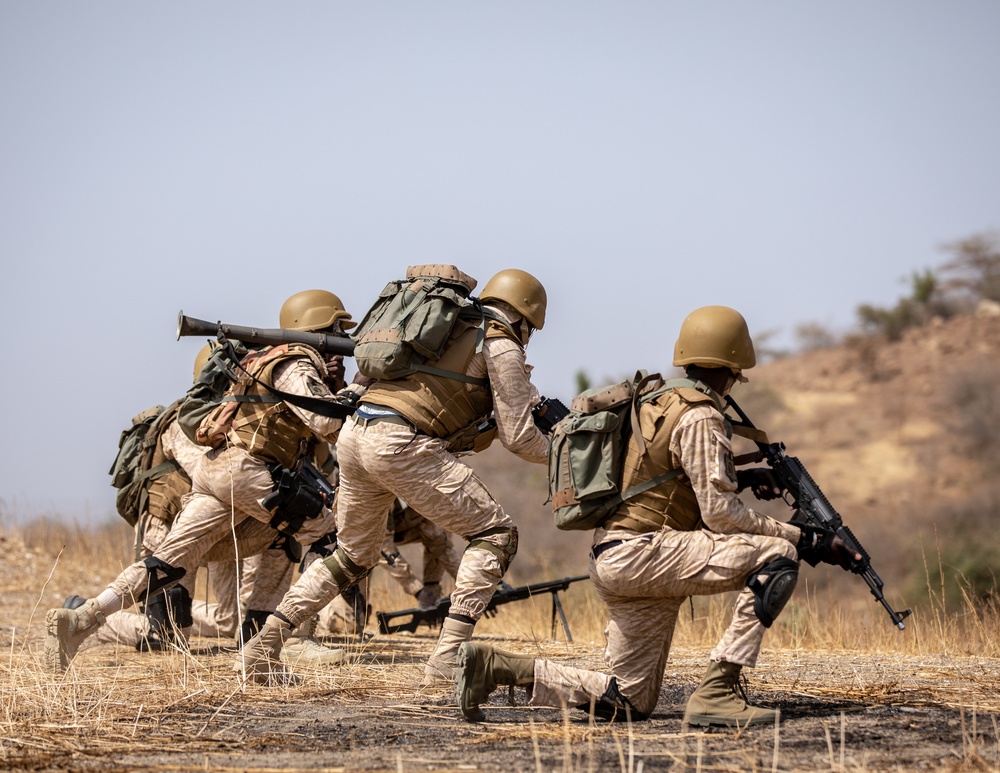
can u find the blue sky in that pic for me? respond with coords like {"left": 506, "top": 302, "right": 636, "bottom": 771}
{"left": 2, "top": 2, "right": 998, "bottom": 519}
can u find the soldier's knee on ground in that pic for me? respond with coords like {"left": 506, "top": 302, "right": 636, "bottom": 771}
{"left": 584, "top": 678, "right": 649, "bottom": 721}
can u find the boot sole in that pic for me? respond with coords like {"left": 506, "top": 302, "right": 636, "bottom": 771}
{"left": 684, "top": 711, "right": 776, "bottom": 728}
{"left": 455, "top": 642, "right": 486, "bottom": 723}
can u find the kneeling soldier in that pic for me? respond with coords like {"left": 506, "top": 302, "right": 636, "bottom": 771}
{"left": 456, "top": 306, "right": 857, "bottom": 726}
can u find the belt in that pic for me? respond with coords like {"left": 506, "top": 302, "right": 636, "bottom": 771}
{"left": 591, "top": 540, "right": 624, "bottom": 560}
{"left": 354, "top": 412, "right": 414, "bottom": 429}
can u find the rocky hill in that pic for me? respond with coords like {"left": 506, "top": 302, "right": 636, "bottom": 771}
{"left": 470, "top": 307, "right": 1000, "bottom": 612}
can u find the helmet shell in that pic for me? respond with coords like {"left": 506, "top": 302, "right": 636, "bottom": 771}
{"left": 672, "top": 306, "right": 756, "bottom": 371}
{"left": 279, "top": 290, "right": 355, "bottom": 332}
{"left": 479, "top": 269, "right": 547, "bottom": 330}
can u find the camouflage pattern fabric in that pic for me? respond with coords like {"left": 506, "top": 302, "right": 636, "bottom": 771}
{"left": 530, "top": 393, "right": 800, "bottom": 717}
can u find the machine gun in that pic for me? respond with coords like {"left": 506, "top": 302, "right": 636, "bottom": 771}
{"left": 376, "top": 575, "right": 589, "bottom": 641}
{"left": 726, "top": 396, "right": 912, "bottom": 630}
{"left": 177, "top": 311, "right": 356, "bottom": 356}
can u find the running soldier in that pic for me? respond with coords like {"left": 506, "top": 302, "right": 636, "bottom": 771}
{"left": 238, "top": 268, "right": 551, "bottom": 685}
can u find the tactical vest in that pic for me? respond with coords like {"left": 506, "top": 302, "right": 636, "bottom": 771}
{"left": 602, "top": 385, "right": 725, "bottom": 534}
{"left": 229, "top": 344, "right": 329, "bottom": 468}
{"left": 360, "top": 318, "right": 519, "bottom": 438}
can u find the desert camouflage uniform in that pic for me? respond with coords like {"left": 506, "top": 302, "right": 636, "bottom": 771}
{"left": 271, "top": 308, "right": 548, "bottom": 652}
{"left": 87, "top": 355, "right": 357, "bottom": 624}
{"left": 381, "top": 500, "right": 462, "bottom": 597}
{"left": 529, "top": 398, "right": 800, "bottom": 718}
{"left": 95, "top": 420, "right": 205, "bottom": 646}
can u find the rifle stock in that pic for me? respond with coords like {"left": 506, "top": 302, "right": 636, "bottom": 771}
{"left": 726, "top": 396, "right": 912, "bottom": 630}
{"left": 376, "top": 574, "right": 589, "bottom": 641}
{"left": 177, "top": 311, "right": 356, "bottom": 356}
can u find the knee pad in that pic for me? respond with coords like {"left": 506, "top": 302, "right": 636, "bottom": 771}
{"left": 581, "top": 677, "right": 647, "bottom": 722}
{"left": 142, "top": 556, "right": 186, "bottom": 597}
{"left": 747, "top": 556, "right": 799, "bottom": 628}
{"left": 322, "top": 546, "right": 373, "bottom": 592}
{"left": 466, "top": 526, "right": 518, "bottom": 574}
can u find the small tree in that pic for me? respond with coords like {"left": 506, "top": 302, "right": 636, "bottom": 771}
{"left": 939, "top": 231, "right": 1000, "bottom": 304}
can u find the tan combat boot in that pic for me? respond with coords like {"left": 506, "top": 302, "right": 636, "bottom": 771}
{"left": 45, "top": 599, "right": 106, "bottom": 673}
{"left": 280, "top": 615, "right": 345, "bottom": 667}
{"left": 234, "top": 614, "right": 295, "bottom": 685}
{"left": 683, "top": 660, "right": 776, "bottom": 727}
{"left": 455, "top": 642, "right": 535, "bottom": 722}
{"left": 421, "top": 618, "right": 474, "bottom": 686}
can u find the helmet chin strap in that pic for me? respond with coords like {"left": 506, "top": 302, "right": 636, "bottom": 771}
{"left": 518, "top": 319, "right": 533, "bottom": 346}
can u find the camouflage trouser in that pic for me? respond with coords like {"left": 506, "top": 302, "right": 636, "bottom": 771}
{"left": 95, "top": 515, "right": 199, "bottom": 647}
{"left": 190, "top": 548, "right": 296, "bottom": 638}
{"left": 106, "top": 445, "right": 334, "bottom": 610}
{"left": 531, "top": 528, "right": 798, "bottom": 717}
{"left": 382, "top": 512, "right": 462, "bottom": 595}
{"left": 276, "top": 416, "right": 514, "bottom": 625}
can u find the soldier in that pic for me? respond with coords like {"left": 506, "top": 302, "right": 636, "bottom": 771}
{"left": 455, "top": 306, "right": 859, "bottom": 726}
{"left": 238, "top": 268, "right": 551, "bottom": 685}
{"left": 381, "top": 499, "right": 462, "bottom": 610}
{"left": 45, "top": 290, "right": 365, "bottom": 674}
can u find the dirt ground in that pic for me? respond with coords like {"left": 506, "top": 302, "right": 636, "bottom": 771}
{"left": 5, "top": 311, "right": 1000, "bottom": 772}
{"left": 4, "top": 607, "right": 1000, "bottom": 773}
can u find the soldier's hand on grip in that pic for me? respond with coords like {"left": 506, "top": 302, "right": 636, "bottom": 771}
{"left": 736, "top": 468, "right": 782, "bottom": 500}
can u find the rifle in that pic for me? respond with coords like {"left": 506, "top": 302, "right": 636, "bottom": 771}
{"left": 532, "top": 396, "right": 570, "bottom": 434}
{"left": 376, "top": 575, "right": 590, "bottom": 642}
{"left": 177, "top": 311, "right": 356, "bottom": 356}
{"left": 726, "top": 396, "right": 912, "bottom": 630}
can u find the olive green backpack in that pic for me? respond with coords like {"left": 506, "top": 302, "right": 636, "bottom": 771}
{"left": 547, "top": 371, "right": 689, "bottom": 531}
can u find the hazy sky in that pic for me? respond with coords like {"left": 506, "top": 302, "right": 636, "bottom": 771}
{"left": 2, "top": 2, "right": 998, "bottom": 520}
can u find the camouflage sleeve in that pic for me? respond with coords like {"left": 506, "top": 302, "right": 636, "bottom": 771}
{"left": 483, "top": 336, "right": 549, "bottom": 464}
{"left": 672, "top": 405, "right": 800, "bottom": 543}
{"left": 271, "top": 358, "right": 347, "bottom": 444}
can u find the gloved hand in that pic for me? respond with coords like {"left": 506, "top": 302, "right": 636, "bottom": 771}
{"left": 796, "top": 524, "right": 861, "bottom": 570}
{"left": 736, "top": 468, "right": 783, "bottom": 500}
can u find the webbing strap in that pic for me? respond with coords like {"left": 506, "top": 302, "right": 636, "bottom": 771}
{"left": 618, "top": 467, "right": 685, "bottom": 503}
{"left": 219, "top": 342, "right": 355, "bottom": 419}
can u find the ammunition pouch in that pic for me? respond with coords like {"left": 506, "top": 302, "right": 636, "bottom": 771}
{"left": 263, "top": 462, "right": 327, "bottom": 536}
{"left": 443, "top": 416, "right": 497, "bottom": 454}
{"left": 747, "top": 557, "right": 799, "bottom": 628}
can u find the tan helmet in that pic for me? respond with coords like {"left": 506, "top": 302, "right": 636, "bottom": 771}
{"left": 479, "top": 269, "right": 547, "bottom": 330}
{"left": 279, "top": 290, "right": 356, "bottom": 332}
{"left": 193, "top": 343, "right": 213, "bottom": 383}
{"left": 672, "top": 305, "right": 756, "bottom": 371}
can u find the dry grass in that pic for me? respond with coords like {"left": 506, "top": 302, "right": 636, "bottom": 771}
{"left": 3, "top": 515, "right": 1000, "bottom": 772}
